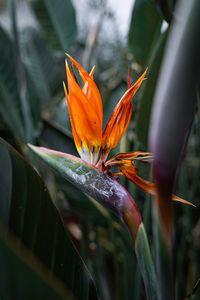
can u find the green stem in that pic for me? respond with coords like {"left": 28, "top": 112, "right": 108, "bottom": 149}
{"left": 135, "top": 223, "right": 157, "bottom": 300}
{"left": 123, "top": 202, "right": 157, "bottom": 300}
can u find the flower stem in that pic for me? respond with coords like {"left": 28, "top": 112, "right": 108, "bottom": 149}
{"left": 135, "top": 224, "right": 158, "bottom": 300}
{"left": 123, "top": 201, "right": 157, "bottom": 300}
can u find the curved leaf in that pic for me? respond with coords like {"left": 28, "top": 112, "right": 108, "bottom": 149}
{"left": 149, "top": 1, "right": 200, "bottom": 298}
{"left": 149, "top": 0, "right": 200, "bottom": 202}
{"left": 28, "top": 145, "right": 135, "bottom": 219}
{"left": 136, "top": 30, "right": 168, "bottom": 148}
{"left": 135, "top": 224, "right": 157, "bottom": 300}
{"left": 0, "top": 138, "right": 98, "bottom": 300}
{"left": 0, "top": 25, "right": 24, "bottom": 140}
{"left": 0, "top": 224, "right": 73, "bottom": 300}
{"left": 39, "top": 119, "right": 76, "bottom": 155}
{"left": 128, "top": 0, "right": 163, "bottom": 66}
{"left": 20, "top": 27, "right": 60, "bottom": 107}
{"left": 31, "top": 0, "right": 77, "bottom": 51}
{"left": 8, "top": 0, "right": 34, "bottom": 142}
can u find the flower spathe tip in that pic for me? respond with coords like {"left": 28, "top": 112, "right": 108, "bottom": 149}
{"left": 63, "top": 54, "right": 192, "bottom": 223}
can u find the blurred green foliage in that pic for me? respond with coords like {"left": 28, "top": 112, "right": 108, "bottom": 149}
{"left": 0, "top": 0, "right": 199, "bottom": 299}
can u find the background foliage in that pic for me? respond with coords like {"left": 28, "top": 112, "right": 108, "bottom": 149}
{"left": 0, "top": 0, "right": 199, "bottom": 299}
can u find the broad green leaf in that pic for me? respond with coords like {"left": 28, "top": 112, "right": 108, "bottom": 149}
{"left": 136, "top": 30, "right": 168, "bottom": 148}
{"left": 0, "top": 138, "right": 98, "bottom": 300}
{"left": 30, "top": 0, "right": 77, "bottom": 51}
{"left": 128, "top": 0, "right": 163, "bottom": 66}
{"left": 8, "top": 0, "right": 34, "bottom": 142}
{"left": 0, "top": 18, "right": 43, "bottom": 142}
{"left": 0, "top": 25, "right": 24, "bottom": 140}
{"left": 0, "top": 224, "right": 73, "bottom": 300}
{"left": 20, "top": 27, "right": 62, "bottom": 107}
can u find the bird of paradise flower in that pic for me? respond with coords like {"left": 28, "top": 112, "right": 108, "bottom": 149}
{"left": 29, "top": 54, "right": 193, "bottom": 300}
{"left": 62, "top": 54, "right": 188, "bottom": 206}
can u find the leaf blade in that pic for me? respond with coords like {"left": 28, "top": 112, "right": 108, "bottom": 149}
{"left": 0, "top": 138, "right": 99, "bottom": 300}
{"left": 128, "top": 0, "right": 163, "bottom": 66}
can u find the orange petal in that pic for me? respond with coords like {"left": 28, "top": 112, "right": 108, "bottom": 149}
{"left": 64, "top": 59, "right": 102, "bottom": 164}
{"left": 66, "top": 54, "right": 103, "bottom": 125}
{"left": 122, "top": 166, "right": 194, "bottom": 206}
{"left": 82, "top": 66, "right": 95, "bottom": 98}
{"left": 101, "top": 69, "right": 147, "bottom": 160}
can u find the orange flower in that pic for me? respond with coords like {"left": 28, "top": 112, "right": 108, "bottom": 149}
{"left": 64, "top": 54, "right": 191, "bottom": 206}
{"left": 64, "top": 55, "right": 103, "bottom": 164}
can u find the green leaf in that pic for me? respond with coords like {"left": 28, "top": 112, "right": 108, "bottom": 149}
{"left": 8, "top": 0, "right": 34, "bottom": 142}
{"left": 31, "top": 0, "right": 77, "bottom": 51}
{"left": 39, "top": 119, "right": 76, "bottom": 155}
{"left": 0, "top": 138, "right": 98, "bottom": 300}
{"left": 156, "top": 0, "right": 175, "bottom": 22}
{"left": 103, "top": 84, "right": 126, "bottom": 128}
{"left": 135, "top": 223, "right": 157, "bottom": 300}
{"left": 0, "top": 25, "right": 25, "bottom": 140}
{"left": 128, "top": 0, "right": 163, "bottom": 66}
{"left": 50, "top": 98, "right": 73, "bottom": 137}
{"left": 136, "top": 30, "right": 168, "bottom": 148}
{"left": 20, "top": 27, "right": 62, "bottom": 107}
{"left": 0, "top": 224, "right": 73, "bottom": 300}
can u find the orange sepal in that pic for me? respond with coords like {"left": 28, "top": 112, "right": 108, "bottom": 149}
{"left": 119, "top": 163, "right": 194, "bottom": 207}
{"left": 66, "top": 54, "right": 103, "bottom": 125}
{"left": 101, "top": 69, "right": 147, "bottom": 159}
{"left": 106, "top": 151, "right": 152, "bottom": 166}
{"left": 82, "top": 66, "right": 95, "bottom": 96}
{"left": 63, "top": 82, "right": 80, "bottom": 149}
{"left": 64, "top": 60, "right": 102, "bottom": 163}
